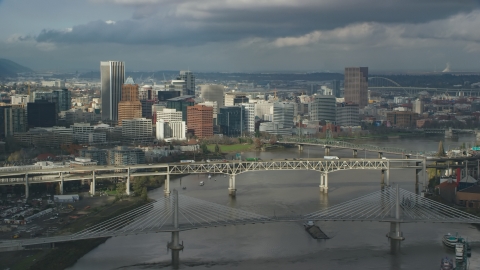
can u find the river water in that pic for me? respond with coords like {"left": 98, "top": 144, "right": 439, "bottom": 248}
{"left": 69, "top": 136, "right": 480, "bottom": 270}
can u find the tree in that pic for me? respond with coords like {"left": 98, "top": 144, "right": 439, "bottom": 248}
{"left": 116, "top": 182, "right": 126, "bottom": 199}
{"left": 437, "top": 141, "right": 446, "bottom": 157}
{"left": 141, "top": 187, "right": 148, "bottom": 202}
{"left": 214, "top": 143, "right": 220, "bottom": 153}
{"left": 133, "top": 176, "right": 148, "bottom": 195}
{"left": 254, "top": 138, "right": 263, "bottom": 149}
{"left": 200, "top": 143, "right": 209, "bottom": 154}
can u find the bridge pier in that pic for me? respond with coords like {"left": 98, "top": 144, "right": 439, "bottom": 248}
{"left": 404, "top": 154, "right": 410, "bottom": 159}
{"left": 353, "top": 149, "right": 357, "bottom": 158}
{"left": 228, "top": 175, "right": 236, "bottom": 197}
{"left": 378, "top": 152, "right": 383, "bottom": 159}
{"left": 319, "top": 173, "right": 324, "bottom": 192}
{"left": 167, "top": 189, "right": 183, "bottom": 269}
{"left": 325, "top": 147, "right": 330, "bottom": 156}
{"left": 386, "top": 161, "right": 390, "bottom": 186}
{"left": 60, "top": 172, "right": 64, "bottom": 195}
{"left": 323, "top": 173, "right": 329, "bottom": 193}
{"left": 25, "top": 173, "right": 29, "bottom": 199}
{"left": 415, "top": 162, "right": 421, "bottom": 195}
{"left": 90, "top": 171, "right": 96, "bottom": 196}
{"left": 298, "top": 144, "right": 303, "bottom": 151}
{"left": 381, "top": 170, "right": 385, "bottom": 187}
{"left": 164, "top": 174, "right": 171, "bottom": 196}
{"left": 126, "top": 167, "right": 130, "bottom": 196}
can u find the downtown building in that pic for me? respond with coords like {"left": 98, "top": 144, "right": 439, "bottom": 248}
{"left": 156, "top": 108, "right": 186, "bottom": 141}
{"left": 218, "top": 106, "right": 244, "bottom": 136}
{"left": 121, "top": 118, "right": 152, "bottom": 143}
{"left": 309, "top": 95, "right": 336, "bottom": 123}
{"left": 178, "top": 71, "right": 196, "bottom": 95}
{"left": 187, "top": 105, "right": 213, "bottom": 138}
{"left": 336, "top": 103, "right": 360, "bottom": 127}
{"left": 118, "top": 77, "right": 142, "bottom": 126}
{"left": 0, "top": 104, "right": 27, "bottom": 138}
{"left": 344, "top": 67, "right": 368, "bottom": 108}
{"left": 101, "top": 61, "right": 125, "bottom": 122}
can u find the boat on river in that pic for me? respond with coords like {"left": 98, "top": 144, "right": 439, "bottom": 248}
{"left": 440, "top": 257, "right": 454, "bottom": 270}
{"left": 443, "top": 233, "right": 459, "bottom": 248}
{"left": 199, "top": 181, "right": 204, "bottom": 186}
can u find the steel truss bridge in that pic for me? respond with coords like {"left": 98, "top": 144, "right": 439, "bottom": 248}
{"left": 0, "top": 158, "right": 426, "bottom": 197}
{"left": 1, "top": 186, "right": 479, "bottom": 254}
{"left": 279, "top": 137, "right": 425, "bottom": 157}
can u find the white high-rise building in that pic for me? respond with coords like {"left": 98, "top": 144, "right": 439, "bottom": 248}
{"left": 157, "top": 108, "right": 182, "bottom": 122}
{"left": 414, "top": 99, "right": 424, "bottom": 114}
{"left": 156, "top": 120, "right": 186, "bottom": 141}
{"left": 11, "top": 95, "right": 30, "bottom": 106}
{"left": 254, "top": 101, "right": 273, "bottom": 120}
{"left": 101, "top": 61, "right": 125, "bottom": 122}
{"left": 241, "top": 103, "right": 255, "bottom": 134}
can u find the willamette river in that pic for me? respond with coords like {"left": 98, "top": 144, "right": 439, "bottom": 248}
{"left": 68, "top": 136, "right": 480, "bottom": 270}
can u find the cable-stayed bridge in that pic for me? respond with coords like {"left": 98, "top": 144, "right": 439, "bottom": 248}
{"left": 1, "top": 186, "right": 480, "bottom": 255}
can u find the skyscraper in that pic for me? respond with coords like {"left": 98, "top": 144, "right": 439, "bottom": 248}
{"left": 118, "top": 77, "right": 142, "bottom": 126}
{"left": 178, "top": 71, "right": 195, "bottom": 95}
{"left": 344, "top": 67, "right": 368, "bottom": 108}
{"left": 187, "top": 105, "right": 213, "bottom": 138}
{"left": 101, "top": 61, "right": 125, "bottom": 122}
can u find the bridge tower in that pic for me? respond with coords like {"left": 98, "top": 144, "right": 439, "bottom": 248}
{"left": 90, "top": 171, "right": 96, "bottom": 196}
{"left": 167, "top": 189, "right": 184, "bottom": 268}
{"left": 164, "top": 174, "right": 170, "bottom": 196}
{"left": 386, "top": 185, "right": 404, "bottom": 253}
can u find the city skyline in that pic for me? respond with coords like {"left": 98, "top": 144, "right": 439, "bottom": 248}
{"left": 1, "top": 0, "right": 480, "bottom": 72}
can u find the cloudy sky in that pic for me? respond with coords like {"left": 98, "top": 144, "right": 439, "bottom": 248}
{"left": 1, "top": 0, "right": 480, "bottom": 72}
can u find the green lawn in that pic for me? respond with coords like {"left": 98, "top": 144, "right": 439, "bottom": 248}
{"left": 207, "top": 144, "right": 253, "bottom": 153}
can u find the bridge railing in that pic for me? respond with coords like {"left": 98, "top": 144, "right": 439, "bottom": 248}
{"left": 280, "top": 137, "right": 424, "bottom": 156}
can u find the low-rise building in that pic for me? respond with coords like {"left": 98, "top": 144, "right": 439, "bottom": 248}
{"left": 108, "top": 146, "right": 145, "bottom": 165}
{"left": 386, "top": 111, "right": 418, "bottom": 128}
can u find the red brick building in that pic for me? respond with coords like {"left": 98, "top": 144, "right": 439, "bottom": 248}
{"left": 187, "top": 105, "right": 213, "bottom": 138}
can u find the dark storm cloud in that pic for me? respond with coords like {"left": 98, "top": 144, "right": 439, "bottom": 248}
{"left": 34, "top": 0, "right": 480, "bottom": 46}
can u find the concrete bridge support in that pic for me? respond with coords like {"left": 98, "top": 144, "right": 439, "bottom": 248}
{"left": 164, "top": 174, "right": 171, "bottom": 196}
{"left": 298, "top": 145, "right": 303, "bottom": 151}
{"left": 167, "top": 189, "right": 183, "bottom": 269}
{"left": 60, "top": 173, "right": 64, "bottom": 195}
{"left": 25, "top": 173, "right": 29, "bottom": 199}
{"left": 381, "top": 170, "right": 385, "bottom": 187}
{"left": 325, "top": 147, "right": 330, "bottom": 156}
{"left": 90, "top": 171, "right": 96, "bottom": 196}
{"left": 415, "top": 162, "right": 421, "bottom": 195}
{"left": 126, "top": 168, "right": 130, "bottom": 196}
{"left": 319, "top": 173, "right": 329, "bottom": 193}
{"left": 228, "top": 175, "right": 236, "bottom": 197}
{"left": 353, "top": 149, "right": 357, "bottom": 158}
{"left": 404, "top": 154, "right": 410, "bottom": 159}
{"left": 386, "top": 161, "right": 390, "bottom": 186}
{"left": 378, "top": 152, "right": 383, "bottom": 159}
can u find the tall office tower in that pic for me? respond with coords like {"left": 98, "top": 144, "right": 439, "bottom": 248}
{"left": 273, "top": 102, "right": 295, "bottom": 128}
{"left": 309, "top": 95, "right": 336, "bottom": 122}
{"left": 241, "top": 103, "right": 255, "bottom": 134}
{"left": 27, "top": 101, "right": 57, "bottom": 128}
{"left": 118, "top": 77, "right": 142, "bottom": 126}
{"left": 187, "top": 105, "right": 213, "bottom": 138}
{"left": 218, "top": 106, "right": 244, "bottom": 136}
{"left": 101, "top": 61, "right": 125, "bottom": 122}
{"left": 178, "top": 71, "right": 195, "bottom": 95}
{"left": 344, "top": 67, "right": 368, "bottom": 108}
{"left": 0, "top": 105, "right": 27, "bottom": 138}
{"left": 53, "top": 89, "right": 71, "bottom": 112}
{"left": 331, "top": 80, "right": 341, "bottom": 98}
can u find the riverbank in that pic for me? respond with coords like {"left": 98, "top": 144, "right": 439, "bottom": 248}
{"left": 0, "top": 195, "right": 151, "bottom": 270}
{"left": 207, "top": 143, "right": 254, "bottom": 153}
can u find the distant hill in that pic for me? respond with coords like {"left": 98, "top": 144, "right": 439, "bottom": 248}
{"left": 0, "top": 58, "right": 33, "bottom": 77}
